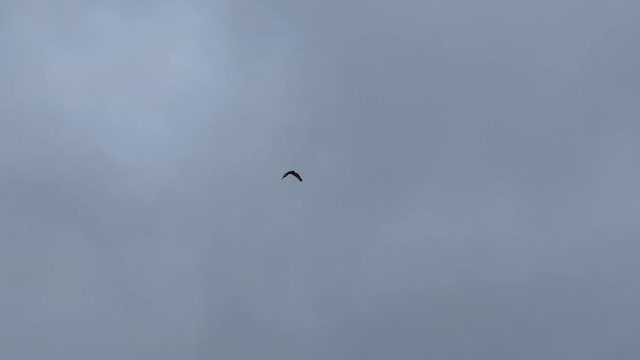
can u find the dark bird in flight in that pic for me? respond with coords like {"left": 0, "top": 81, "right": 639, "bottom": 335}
{"left": 282, "top": 170, "right": 302, "bottom": 182}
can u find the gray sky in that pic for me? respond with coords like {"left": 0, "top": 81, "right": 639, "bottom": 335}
{"left": 1, "top": 0, "right": 639, "bottom": 359}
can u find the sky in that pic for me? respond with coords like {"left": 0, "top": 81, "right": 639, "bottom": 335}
{"left": 1, "top": 0, "right": 639, "bottom": 359}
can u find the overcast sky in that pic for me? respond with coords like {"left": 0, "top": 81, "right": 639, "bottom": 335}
{"left": 1, "top": 0, "right": 639, "bottom": 359}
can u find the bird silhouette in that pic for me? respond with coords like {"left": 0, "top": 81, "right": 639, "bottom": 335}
{"left": 282, "top": 170, "right": 302, "bottom": 182}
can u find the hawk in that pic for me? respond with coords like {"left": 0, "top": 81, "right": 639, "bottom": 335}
{"left": 282, "top": 170, "right": 302, "bottom": 182}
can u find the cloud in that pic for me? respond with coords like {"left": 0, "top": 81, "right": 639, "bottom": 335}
{"left": 1, "top": 0, "right": 639, "bottom": 359}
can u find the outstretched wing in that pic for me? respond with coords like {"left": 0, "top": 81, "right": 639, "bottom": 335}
{"left": 293, "top": 172, "right": 303, "bottom": 182}
{"left": 282, "top": 170, "right": 295, "bottom": 179}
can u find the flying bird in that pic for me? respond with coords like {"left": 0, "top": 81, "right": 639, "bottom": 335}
{"left": 282, "top": 170, "right": 302, "bottom": 182}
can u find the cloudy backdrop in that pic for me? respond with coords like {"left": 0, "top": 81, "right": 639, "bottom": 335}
{"left": 1, "top": 0, "right": 639, "bottom": 359}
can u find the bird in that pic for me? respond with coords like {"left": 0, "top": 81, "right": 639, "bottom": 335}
{"left": 282, "top": 170, "right": 302, "bottom": 182}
